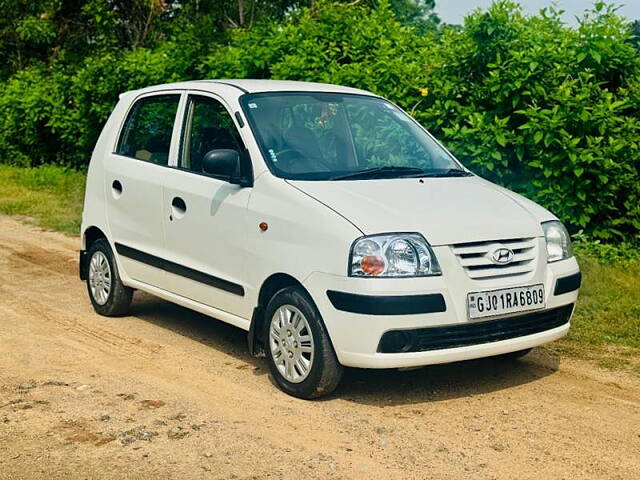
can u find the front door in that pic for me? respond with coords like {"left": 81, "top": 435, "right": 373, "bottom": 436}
{"left": 105, "top": 92, "right": 182, "bottom": 289}
{"left": 161, "top": 92, "right": 252, "bottom": 318}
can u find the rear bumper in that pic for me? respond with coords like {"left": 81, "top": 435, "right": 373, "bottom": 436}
{"left": 303, "top": 251, "right": 580, "bottom": 369}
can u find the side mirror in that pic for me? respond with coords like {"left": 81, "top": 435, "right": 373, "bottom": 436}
{"left": 202, "top": 149, "right": 253, "bottom": 187}
{"left": 203, "top": 149, "right": 239, "bottom": 177}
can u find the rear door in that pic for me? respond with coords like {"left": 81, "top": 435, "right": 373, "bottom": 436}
{"left": 105, "top": 91, "right": 183, "bottom": 288}
{"left": 161, "top": 91, "right": 252, "bottom": 318}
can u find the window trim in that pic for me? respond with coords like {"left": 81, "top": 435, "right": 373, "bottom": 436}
{"left": 110, "top": 88, "right": 254, "bottom": 186}
{"left": 173, "top": 91, "right": 249, "bottom": 182}
{"left": 112, "top": 89, "right": 185, "bottom": 167}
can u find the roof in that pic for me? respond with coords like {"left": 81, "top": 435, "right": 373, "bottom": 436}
{"left": 122, "top": 79, "right": 377, "bottom": 98}
{"left": 208, "top": 79, "right": 375, "bottom": 95}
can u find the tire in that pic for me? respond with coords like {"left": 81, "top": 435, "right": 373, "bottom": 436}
{"left": 264, "top": 286, "right": 343, "bottom": 399}
{"left": 86, "top": 238, "right": 133, "bottom": 316}
{"left": 494, "top": 348, "right": 532, "bottom": 361}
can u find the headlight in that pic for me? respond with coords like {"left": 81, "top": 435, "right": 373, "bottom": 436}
{"left": 349, "top": 233, "right": 441, "bottom": 277}
{"left": 542, "top": 221, "right": 572, "bottom": 262}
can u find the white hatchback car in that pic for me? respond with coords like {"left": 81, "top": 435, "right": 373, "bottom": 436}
{"left": 80, "top": 80, "right": 581, "bottom": 398}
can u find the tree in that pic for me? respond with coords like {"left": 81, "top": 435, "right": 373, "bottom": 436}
{"left": 387, "top": 0, "right": 440, "bottom": 32}
{"left": 631, "top": 19, "right": 640, "bottom": 53}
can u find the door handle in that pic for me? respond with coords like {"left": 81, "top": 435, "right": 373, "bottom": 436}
{"left": 111, "top": 180, "right": 123, "bottom": 198}
{"left": 170, "top": 196, "right": 187, "bottom": 220}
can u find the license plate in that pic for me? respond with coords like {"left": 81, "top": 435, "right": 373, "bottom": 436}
{"left": 467, "top": 284, "right": 545, "bottom": 319}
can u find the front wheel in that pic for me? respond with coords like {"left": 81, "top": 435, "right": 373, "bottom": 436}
{"left": 264, "top": 286, "right": 343, "bottom": 399}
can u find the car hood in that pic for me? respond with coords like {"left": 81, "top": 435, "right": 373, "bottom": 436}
{"left": 288, "top": 176, "right": 554, "bottom": 246}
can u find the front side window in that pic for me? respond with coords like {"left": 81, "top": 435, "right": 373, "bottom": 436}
{"left": 241, "top": 92, "right": 465, "bottom": 181}
{"left": 179, "top": 94, "right": 244, "bottom": 174}
{"left": 116, "top": 94, "right": 180, "bottom": 166}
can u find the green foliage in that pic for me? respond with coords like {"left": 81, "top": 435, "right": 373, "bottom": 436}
{"left": 0, "top": 39, "right": 204, "bottom": 168}
{"left": 201, "top": 1, "right": 430, "bottom": 104}
{"left": 0, "top": 164, "right": 85, "bottom": 234}
{"left": 0, "top": 0, "right": 638, "bottom": 242}
{"left": 385, "top": 0, "right": 440, "bottom": 32}
{"left": 414, "top": 1, "right": 640, "bottom": 240}
{"left": 63, "top": 44, "right": 196, "bottom": 166}
{"left": 632, "top": 20, "right": 640, "bottom": 53}
{"left": 552, "top": 255, "right": 640, "bottom": 370}
{"left": 573, "top": 234, "right": 640, "bottom": 266}
{"left": 0, "top": 1, "right": 58, "bottom": 78}
{"left": 0, "top": 66, "right": 67, "bottom": 166}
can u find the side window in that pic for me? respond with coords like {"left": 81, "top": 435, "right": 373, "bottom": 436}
{"left": 179, "top": 95, "right": 244, "bottom": 174}
{"left": 116, "top": 94, "right": 180, "bottom": 166}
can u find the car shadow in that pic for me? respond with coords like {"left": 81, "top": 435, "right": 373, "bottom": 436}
{"left": 128, "top": 292, "right": 561, "bottom": 405}
{"left": 336, "top": 352, "right": 559, "bottom": 406}
{"left": 129, "top": 292, "right": 268, "bottom": 376}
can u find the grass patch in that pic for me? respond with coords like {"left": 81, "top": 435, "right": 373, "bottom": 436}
{"left": 0, "top": 164, "right": 85, "bottom": 234}
{"left": 548, "top": 256, "right": 640, "bottom": 373}
{"left": 0, "top": 165, "right": 639, "bottom": 372}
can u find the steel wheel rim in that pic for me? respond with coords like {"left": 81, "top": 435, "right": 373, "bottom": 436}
{"left": 269, "top": 305, "right": 315, "bottom": 384}
{"left": 88, "top": 251, "right": 112, "bottom": 306}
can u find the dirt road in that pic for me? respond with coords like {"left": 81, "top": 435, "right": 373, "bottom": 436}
{"left": 0, "top": 217, "right": 639, "bottom": 479}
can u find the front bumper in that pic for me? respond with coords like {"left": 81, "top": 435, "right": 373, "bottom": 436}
{"left": 303, "top": 244, "right": 580, "bottom": 369}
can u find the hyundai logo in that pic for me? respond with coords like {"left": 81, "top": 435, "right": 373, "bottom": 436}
{"left": 490, "top": 247, "right": 514, "bottom": 265}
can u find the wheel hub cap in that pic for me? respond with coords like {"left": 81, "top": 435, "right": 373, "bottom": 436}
{"left": 88, "top": 251, "right": 112, "bottom": 306}
{"left": 269, "top": 305, "right": 314, "bottom": 383}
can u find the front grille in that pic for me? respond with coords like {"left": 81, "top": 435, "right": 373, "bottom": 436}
{"left": 377, "top": 304, "right": 573, "bottom": 353}
{"left": 451, "top": 237, "right": 537, "bottom": 280}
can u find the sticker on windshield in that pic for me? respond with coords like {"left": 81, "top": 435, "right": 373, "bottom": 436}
{"left": 268, "top": 149, "right": 278, "bottom": 162}
{"left": 248, "top": 103, "right": 258, "bottom": 109}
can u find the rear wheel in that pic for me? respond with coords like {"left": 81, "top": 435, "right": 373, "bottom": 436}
{"left": 86, "top": 239, "right": 133, "bottom": 316}
{"left": 264, "top": 286, "right": 343, "bottom": 399}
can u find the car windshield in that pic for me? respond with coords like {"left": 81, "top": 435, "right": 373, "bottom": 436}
{"left": 240, "top": 92, "right": 465, "bottom": 181}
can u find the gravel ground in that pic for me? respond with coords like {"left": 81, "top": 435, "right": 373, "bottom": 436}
{"left": 1, "top": 216, "right": 639, "bottom": 479}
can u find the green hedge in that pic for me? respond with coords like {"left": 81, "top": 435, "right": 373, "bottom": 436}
{"left": 0, "top": 0, "right": 638, "bottom": 241}
{"left": 417, "top": 2, "right": 640, "bottom": 240}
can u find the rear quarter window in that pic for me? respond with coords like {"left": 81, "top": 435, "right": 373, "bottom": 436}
{"left": 116, "top": 94, "right": 180, "bottom": 165}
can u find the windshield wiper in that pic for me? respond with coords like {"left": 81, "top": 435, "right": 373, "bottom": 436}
{"left": 420, "top": 168, "right": 473, "bottom": 178}
{"left": 330, "top": 166, "right": 472, "bottom": 180}
{"left": 330, "top": 166, "right": 426, "bottom": 181}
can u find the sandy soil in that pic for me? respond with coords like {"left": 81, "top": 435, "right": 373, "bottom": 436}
{"left": 0, "top": 216, "right": 639, "bottom": 479}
